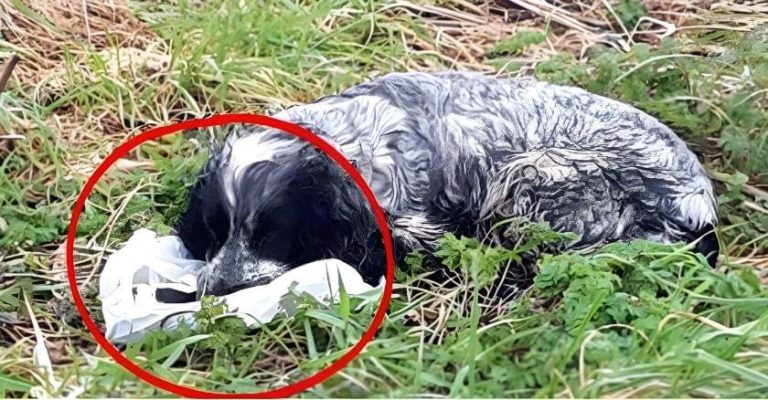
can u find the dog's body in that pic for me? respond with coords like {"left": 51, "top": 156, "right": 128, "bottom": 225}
{"left": 177, "top": 71, "right": 719, "bottom": 297}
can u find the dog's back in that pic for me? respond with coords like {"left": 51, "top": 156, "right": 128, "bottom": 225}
{"left": 273, "top": 71, "right": 718, "bottom": 261}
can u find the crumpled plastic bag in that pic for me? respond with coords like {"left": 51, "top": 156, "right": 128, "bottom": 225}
{"left": 99, "top": 229, "right": 382, "bottom": 344}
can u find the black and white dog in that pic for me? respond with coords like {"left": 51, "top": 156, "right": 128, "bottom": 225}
{"left": 177, "top": 71, "right": 719, "bottom": 297}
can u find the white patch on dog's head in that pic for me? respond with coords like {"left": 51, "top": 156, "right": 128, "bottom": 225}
{"left": 227, "top": 132, "right": 292, "bottom": 171}
{"left": 216, "top": 130, "right": 297, "bottom": 212}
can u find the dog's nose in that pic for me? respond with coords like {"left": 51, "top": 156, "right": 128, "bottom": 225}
{"left": 196, "top": 262, "right": 289, "bottom": 299}
{"left": 198, "top": 242, "right": 244, "bottom": 298}
{"left": 196, "top": 239, "right": 290, "bottom": 298}
{"left": 196, "top": 272, "right": 230, "bottom": 298}
{"left": 197, "top": 270, "right": 279, "bottom": 298}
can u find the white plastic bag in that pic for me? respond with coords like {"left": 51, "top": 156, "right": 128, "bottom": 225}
{"left": 99, "top": 229, "right": 382, "bottom": 344}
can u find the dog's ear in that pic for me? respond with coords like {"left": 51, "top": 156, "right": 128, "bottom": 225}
{"left": 239, "top": 143, "right": 384, "bottom": 285}
{"left": 289, "top": 144, "right": 352, "bottom": 191}
{"left": 176, "top": 167, "right": 231, "bottom": 261}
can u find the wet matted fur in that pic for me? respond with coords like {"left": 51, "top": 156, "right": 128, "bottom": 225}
{"left": 177, "top": 71, "right": 719, "bottom": 297}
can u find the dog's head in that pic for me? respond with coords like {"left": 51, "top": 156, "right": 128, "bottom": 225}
{"left": 177, "top": 132, "right": 385, "bottom": 297}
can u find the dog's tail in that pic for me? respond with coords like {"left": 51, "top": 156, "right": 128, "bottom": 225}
{"left": 691, "top": 223, "right": 719, "bottom": 267}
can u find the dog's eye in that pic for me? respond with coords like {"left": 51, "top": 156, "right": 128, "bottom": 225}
{"left": 205, "top": 247, "right": 218, "bottom": 262}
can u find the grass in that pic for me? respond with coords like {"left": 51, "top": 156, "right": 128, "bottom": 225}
{"left": 1, "top": 0, "right": 767, "bottom": 397}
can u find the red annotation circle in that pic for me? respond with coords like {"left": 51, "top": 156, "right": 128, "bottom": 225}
{"left": 65, "top": 114, "right": 395, "bottom": 398}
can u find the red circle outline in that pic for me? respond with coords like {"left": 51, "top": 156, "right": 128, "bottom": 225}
{"left": 66, "top": 114, "right": 395, "bottom": 398}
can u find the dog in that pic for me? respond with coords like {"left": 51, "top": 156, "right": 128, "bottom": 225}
{"left": 176, "top": 71, "right": 719, "bottom": 297}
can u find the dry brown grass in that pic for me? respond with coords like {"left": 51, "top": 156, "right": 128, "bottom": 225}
{"left": 2, "top": 0, "right": 761, "bottom": 147}
{"left": 0, "top": 0, "right": 157, "bottom": 88}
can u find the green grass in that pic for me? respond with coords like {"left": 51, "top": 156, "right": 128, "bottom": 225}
{"left": 1, "top": 0, "right": 767, "bottom": 397}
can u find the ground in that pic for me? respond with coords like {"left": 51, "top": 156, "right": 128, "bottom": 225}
{"left": 1, "top": 0, "right": 767, "bottom": 398}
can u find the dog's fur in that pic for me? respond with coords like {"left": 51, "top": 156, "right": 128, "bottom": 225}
{"left": 177, "top": 71, "right": 719, "bottom": 297}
